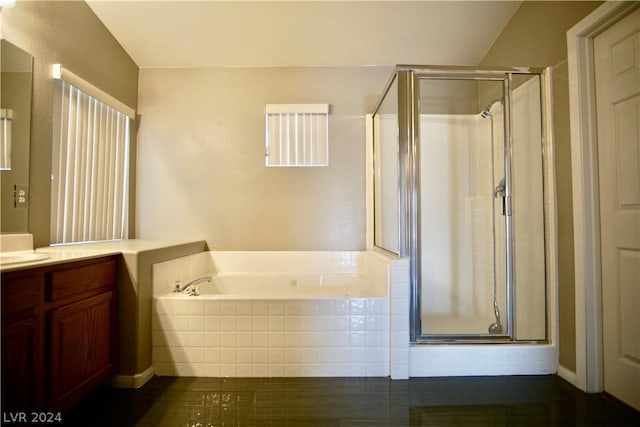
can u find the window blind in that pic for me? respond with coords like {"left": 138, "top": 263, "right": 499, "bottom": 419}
{"left": 265, "top": 104, "right": 329, "bottom": 167}
{"left": 50, "top": 78, "right": 130, "bottom": 244}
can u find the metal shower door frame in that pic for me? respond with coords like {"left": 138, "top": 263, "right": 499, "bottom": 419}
{"left": 391, "top": 65, "right": 548, "bottom": 343}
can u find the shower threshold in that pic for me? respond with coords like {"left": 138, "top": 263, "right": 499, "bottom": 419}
{"left": 413, "top": 336, "right": 549, "bottom": 344}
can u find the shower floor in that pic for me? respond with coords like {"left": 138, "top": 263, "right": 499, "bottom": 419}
{"left": 421, "top": 315, "right": 497, "bottom": 335}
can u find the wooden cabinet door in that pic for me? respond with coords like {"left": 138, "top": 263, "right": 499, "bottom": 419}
{"left": 1, "top": 315, "right": 44, "bottom": 410}
{"left": 49, "top": 291, "right": 116, "bottom": 410}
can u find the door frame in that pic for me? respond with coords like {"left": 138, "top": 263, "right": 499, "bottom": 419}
{"left": 567, "top": 0, "right": 640, "bottom": 393}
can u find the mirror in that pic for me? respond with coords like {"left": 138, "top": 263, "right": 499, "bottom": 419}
{"left": 1, "top": 40, "right": 33, "bottom": 233}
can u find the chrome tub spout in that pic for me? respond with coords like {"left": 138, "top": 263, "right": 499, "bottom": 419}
{"left": 173, "top": 275, "right": 212, "bottom": 295}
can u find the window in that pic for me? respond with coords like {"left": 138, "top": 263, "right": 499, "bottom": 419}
{"left": 265, "top": 104, "right": 329, "bottom": 167}
{"left": 50, "top": 65, "right": 134, "bottom": 244}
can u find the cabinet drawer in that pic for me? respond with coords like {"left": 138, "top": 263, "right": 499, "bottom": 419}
{"left": 49, "top": 260, "right": 116, "bottom": 302}
{"left": 2, "top": 274, "right": 44, "bottom": 318}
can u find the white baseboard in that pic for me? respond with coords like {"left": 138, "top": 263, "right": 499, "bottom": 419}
{"left": 557, "top": 364, "right": 578, "bottom": 387}
{"left": 108, "top": 366, "right": 155, "bottom": 389}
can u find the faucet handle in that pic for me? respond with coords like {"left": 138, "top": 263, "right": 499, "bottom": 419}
{"left": 173, "top": 281, "right": 182, "bottom": 293}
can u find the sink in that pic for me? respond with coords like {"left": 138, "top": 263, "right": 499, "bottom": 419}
{"left": 0, "top": 251, "right": 50, "bottom": 266}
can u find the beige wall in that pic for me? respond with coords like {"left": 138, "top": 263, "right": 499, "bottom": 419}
{"left": 2, "top": 1, "right": 139, "bottom": 248}
{"left": 480, "top": 0, "right": 603, "bottom": 373}
{"left": 136, "top": 67, "right": 391, "bottom": 250}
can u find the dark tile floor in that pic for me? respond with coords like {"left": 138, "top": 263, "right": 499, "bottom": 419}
{"left": 61, "top": 375, "right": 639, "bottom": 426}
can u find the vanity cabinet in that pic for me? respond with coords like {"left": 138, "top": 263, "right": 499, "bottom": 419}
{"left": 1, "top": 273, "right": 45, "bottom": 410}
{"left": 1, "top": 256, "right": 117, "bottom": 412}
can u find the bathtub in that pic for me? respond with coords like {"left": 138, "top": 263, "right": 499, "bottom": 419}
{"left": 151, "top": 251, "right": 408, "bottom": 378}
{"left": 177, "top": 273, "right": 383, "bottom": 298}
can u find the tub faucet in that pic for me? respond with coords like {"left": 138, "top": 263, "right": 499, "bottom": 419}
{"left": 173, "top": 276, "right": 212, "bottom": 295}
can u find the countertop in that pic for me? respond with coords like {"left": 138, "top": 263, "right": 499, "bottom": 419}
{"left": 0, "top": 239, "right": 206, "bottom": 273}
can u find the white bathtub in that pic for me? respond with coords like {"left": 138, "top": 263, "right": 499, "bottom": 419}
{"left": 151, "top": 251, "right": 408, "bottom": 378}
{"left": 172, "top": 273, "right": 382, "bottom": 298}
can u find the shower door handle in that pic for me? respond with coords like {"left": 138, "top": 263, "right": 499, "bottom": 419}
{"left": 494, "top": 179, "right": 511, "bottom": 216}
{"left": 501, "top": 195, "right": 512, "bottom": 216}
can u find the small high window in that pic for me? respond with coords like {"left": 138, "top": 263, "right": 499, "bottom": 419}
{"left": 265, "top": 104, "right": 329, "bottom": 167}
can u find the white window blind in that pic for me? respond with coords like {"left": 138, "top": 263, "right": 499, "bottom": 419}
{"left": 51, "top": 71, "right": 131, "bottom": 244}
{"left": 265, "top": 104, "right": 329, "bottom": 167}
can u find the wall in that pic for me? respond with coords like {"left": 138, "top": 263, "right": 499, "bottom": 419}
{"left": 479, "top": 1, "right": 603, "bottom": 373}
{"left": 137, "top": 66, "right": 391, "bottom": 250}
{"left": 1, "top": 1, "right": 139, "bottom": 248}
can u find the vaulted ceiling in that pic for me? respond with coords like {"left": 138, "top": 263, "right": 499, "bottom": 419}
{"left": 86, "top": 1, "right": 521, "bottom": 68}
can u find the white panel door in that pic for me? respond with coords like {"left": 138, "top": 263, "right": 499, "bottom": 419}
{"left": 594, "top": 6, "right": 640, "bottom": 411}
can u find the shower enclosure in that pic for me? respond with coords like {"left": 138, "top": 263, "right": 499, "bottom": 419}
{"left": 372, "top": 65, "right": 554, "bottom": 343}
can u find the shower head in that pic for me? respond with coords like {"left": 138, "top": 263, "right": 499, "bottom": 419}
{"left": 480, "top": 109, "right": 492, "bottom": 119}
{"left": 480, "top": 98, "right": 503, "bottom": 118}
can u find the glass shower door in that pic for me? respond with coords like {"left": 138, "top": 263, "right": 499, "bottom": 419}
{"left": 418, "top": 77, "right": 510, "bottom": 338}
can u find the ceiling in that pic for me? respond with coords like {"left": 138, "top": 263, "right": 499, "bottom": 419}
{"left": 86, "top": 0, "right": 521, "bottom": 69}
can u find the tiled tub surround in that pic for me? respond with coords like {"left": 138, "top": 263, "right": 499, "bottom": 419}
{"left": 152, "top": 251, "right": 409, "bottom": 378}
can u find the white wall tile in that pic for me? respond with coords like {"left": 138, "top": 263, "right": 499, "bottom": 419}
{"left": 221, "top": 316, "right": 237, "bottom": 330}
{"left": 205, "top": 332, "right": 221, "bottom": 347}
{"left": 237, "top": 317, "right": 253, "bottom": 331}
{"left": 220, "top": 365, "right": 237, "bottom": 377}
{"left": 236, "top": 364, "right": 254, "bottom": 377}
{"left": 349, "top": 332, "right": 366, "bottom": 347}
{"left": 253, "top": 301, "right": 270, "bottom": 315}
{"left": 253, "top": 332, "right": 270, "bottom": 347}
{"left": 301, "top": 348, "right": 318, "bottom": 363}
{"left": 285, "top": 301, "right": 302, "bottom": 315}
{"left": 205, "top": 348, "right": 221, "bottom": 363}
{"left": 270, "top": 332, "right": 285, "bottom": 347}
{"left": 237, "top": 332, "right": 253, "bottom": 347}
{"left": 237, "top": 348, "right": 253, "bottom": 364}
{"left": 189, "top": 300, "right": 206, "bottom": 315}
{"left": 285, "top": 364, "right": 302, "bottom": 377}
{"left": 285, "top": 316, "right": 303, "bottom": 331}
{"left": 206, "top": 301, "right": 221, "bottom": 315}
{"left": 253, "top": 348, "right": 269, "bottom": 363}
{"left": 285, "top": 348, "right": 302, "bottom": 363}
{"left": 349, "top": 299, "right": 366, "bottom": 315}
{"left": 221, "top": 349, "right": 237, "bottom": 363}
{"left": 237, "top": 301, "right": 253, "bottom": 315}
{"left": 188, "top": 332, "right": 205, "bottom": 347}
{"left": 221, "top": 301, "right": 237, "bottom": 315}
{"left": 269, "top": 349, "right": 285, "bottom": 363}
{"left": 285, "top": 332, "right": 302, "bottom": 347}
{"left": 173, "top": 299, "right": 191, "bottom": 315}
{"left": 349, "top": 316, "right": 366, "bottom": 331}
{"left": 206, "top": 317, "right": 221, "bottom": 331}
{"left": 189, "top": 316, "right": 206, "bottom": 331}
{"left": 253, "top": 364, "right": 270, "bottom": 377}
{"left": 269, "top": 316, "right": 285, "bottom": 331}
{"left": 269, "top": 301, "right": 285, "bottom": 315}
{"left": 269, "top": 364, "right": 285, "bottom": 377}
{"left": 333, "top": 300, "right": 349, "bottom": 315}
{"left": 186, "top": 347, "right": 205, "bottom": 363}
{"left": 222, "top": 333, "right": 237, "bottom": 347}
